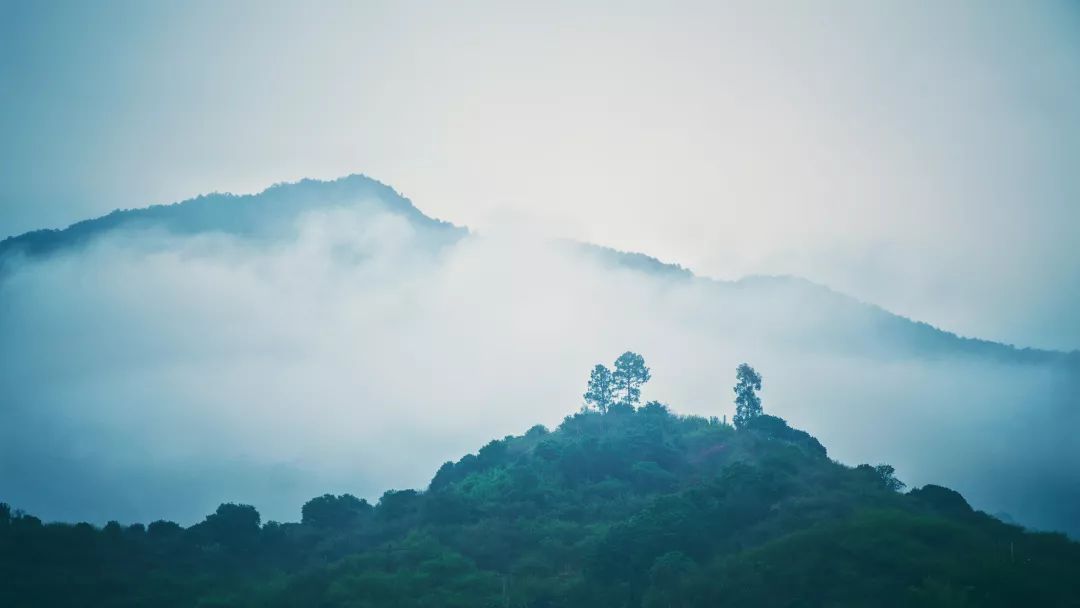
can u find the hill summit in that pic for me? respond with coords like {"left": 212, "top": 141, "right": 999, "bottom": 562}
{"left": 3, "top": 356, "right": 1078, "bottom": 607}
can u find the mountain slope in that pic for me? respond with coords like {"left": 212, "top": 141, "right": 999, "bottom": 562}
{"left": 3, "top": 405, "right": 1078, "bottom": 607}
{"left": 1, "top": 174, "right": 1076, "bottom": 537}
{"left": 0, "top": 175, "right": 463, "bottom": 264}
{"left": 1, "top": 174, "right": 1072, "bottom": 367}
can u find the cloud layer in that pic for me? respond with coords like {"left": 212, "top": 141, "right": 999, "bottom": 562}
{"left": 4, "top": 2, "right": 1079, "bottom": 350}
{"left": 1, "top": 201, "right": 1076, "bottom": 537}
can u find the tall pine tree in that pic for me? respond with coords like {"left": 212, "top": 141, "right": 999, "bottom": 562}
{"left": 584, "top": 364, "right": 615, "bottom": 413}
{"left": 612, "top": 352, "right": 651, "bottom": 408}
{"left": 733, "top": 363, "right": 763, "bottom": 429}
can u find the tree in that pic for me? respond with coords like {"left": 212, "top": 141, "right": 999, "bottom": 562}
{"left": 376, "top": 489, "right": 422, "bottom": 521}
{"left": 612, "top": 352, "right": 651, "bottom": 408}
{"left": 733, "top": 363, "right": 763, "bottom": 429}
{"left": 854, "top": 463, "right": 907, "bottom": 492}
{"left": 584, "top": 364, "right": 615, "bottom": 413}
{"left": 302, "top": 493, "right": 372, "bottom": 528}
{"left": 873, "top": 464, "right": 906, "bottom": 492}
{"left": 202, "top": 503, "right": 261, "bottom": 550}
{"left": 147, "top": 520, "right": 182, "bottom": 539}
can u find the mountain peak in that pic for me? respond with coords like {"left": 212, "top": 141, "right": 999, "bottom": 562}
{"left": 0, "top": 174, "right": 464, "bottom": 262}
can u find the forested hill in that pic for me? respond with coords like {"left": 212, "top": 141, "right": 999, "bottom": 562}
{"left": 3, "top": 362, "right": 1079, "bottom": 607}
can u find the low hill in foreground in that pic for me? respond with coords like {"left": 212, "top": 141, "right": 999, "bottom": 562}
{"left": 3, "top": 403, "right": 1079, "bottom": 607}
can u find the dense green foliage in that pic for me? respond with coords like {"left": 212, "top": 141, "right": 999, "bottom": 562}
{"left": 584, "top": 363, "right": 616, "bottom": 413}
{"left": 732, "top": 363, "right": 763, "bottom": 429}
{"left": 2, "top": 361, "right": 1078, "bottom": 606}
{"left": 611, "top": 352, "right": 651, "bottom": 407}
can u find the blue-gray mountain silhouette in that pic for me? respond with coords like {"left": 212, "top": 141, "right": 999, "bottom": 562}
{"left": 3, "top": 174, "right": 1074, "bottom": 369}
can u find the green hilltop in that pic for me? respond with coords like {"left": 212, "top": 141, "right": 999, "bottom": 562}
{"left": 2, "top": 355, "right": 1078, "bottom": 607}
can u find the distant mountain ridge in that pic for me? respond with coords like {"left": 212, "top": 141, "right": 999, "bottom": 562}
{"left": 0, "top": 175, "right": 463, "bottom": 262}
{"left": 1, "top": 174, "right": 1075, "bottom": 369}
{"left": 2, "top": 173, "right": 1078, "bottom": 540}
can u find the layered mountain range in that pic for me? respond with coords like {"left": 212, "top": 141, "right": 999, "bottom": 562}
{"left": 0, "top": 175, "right": 1076, "bottom": 536}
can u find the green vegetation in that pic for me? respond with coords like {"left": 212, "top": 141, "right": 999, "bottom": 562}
{"left": 732, "top": 363, "right": 763, "bottom": 429}
{"left": 2, "top": 355, "right": 1078, "bottom": 607}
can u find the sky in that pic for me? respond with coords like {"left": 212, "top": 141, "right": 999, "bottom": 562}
{"left": 2, "top": 0, "right": 1079, "bottom": 351}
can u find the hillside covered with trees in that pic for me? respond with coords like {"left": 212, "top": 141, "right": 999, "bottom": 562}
{"left": 3, "top": 354, "right": 1078, "bottom": 607}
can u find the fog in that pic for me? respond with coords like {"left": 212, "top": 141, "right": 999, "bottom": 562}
{"left": 4, "top": 1, "right": 1080, "bottom": 351}
{"left": 1, "top": 199, "right": 1076, "bottom": 536}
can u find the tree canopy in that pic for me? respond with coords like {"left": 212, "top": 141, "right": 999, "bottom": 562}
{"left": 733, "top": 363, "right": 763, "bottom": 429}
{"left": 584, "top": 363, "right": 615, "bottom": 413}
{"left": 2, "top": 359, "right": 1077, "bottom": 607}
{"left": 584, "top": 352, "right": 652, "bottom": 412}
{"left": 612, "top": 351, "right": 651, "bottom": 407}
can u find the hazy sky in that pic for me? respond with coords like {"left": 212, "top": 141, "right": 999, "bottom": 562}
{"left": 2, "top": 0, "right": 1079, "bottom": 350}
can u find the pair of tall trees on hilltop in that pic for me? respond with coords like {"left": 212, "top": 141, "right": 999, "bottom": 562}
{"left": 584, "top": 351, "right": 651, "bottom": 412}
{"left": 583, "top": 354, "right": 764, "bottom": 428}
